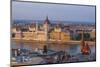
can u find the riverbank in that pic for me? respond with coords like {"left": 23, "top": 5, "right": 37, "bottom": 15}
{"left": 11, "top": 38, "right": 95, "bottom": 45}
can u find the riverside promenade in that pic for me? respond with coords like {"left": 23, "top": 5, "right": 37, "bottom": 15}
{"left": 12, "top": 38, "right": 95, "bottom": 45}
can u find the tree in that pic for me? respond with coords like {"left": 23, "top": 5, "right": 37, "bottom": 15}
{"left": 75, "top": 33, "right": 90, "bottom": 41}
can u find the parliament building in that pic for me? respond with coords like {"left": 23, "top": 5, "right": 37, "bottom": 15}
{"left": 12, "top": 16, "right": 70, "bottom": 42}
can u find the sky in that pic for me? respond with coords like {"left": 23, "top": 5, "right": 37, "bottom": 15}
{"left": 12, "top": 1, "right": 96, "bottom": 23}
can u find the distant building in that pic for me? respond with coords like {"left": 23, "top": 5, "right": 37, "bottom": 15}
{"left": 50, "top": 24, "right": 70, "bottom": 41}
{"left": 90, "top": 29, "right": 96, "bottom": 39}
{"left": 12, "top": 16, "right": 71, "bottom": 42}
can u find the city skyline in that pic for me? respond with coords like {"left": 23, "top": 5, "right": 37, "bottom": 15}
{"left": 12, "top": 1, "right": 96, "bottom": 23}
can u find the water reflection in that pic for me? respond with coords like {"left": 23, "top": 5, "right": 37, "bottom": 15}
{"left": 11, "top": 41, "right": 95, "bottom": 56}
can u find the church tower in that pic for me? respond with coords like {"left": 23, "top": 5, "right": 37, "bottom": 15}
{"left": 43, "top": 16, "right": 50, "bottom": 41}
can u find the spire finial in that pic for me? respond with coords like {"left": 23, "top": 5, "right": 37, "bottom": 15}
{"left": 44, "top": 15, "right": 50, "bottom": 24}
{"left": 46, "top": 15, "right": 48, "bottom": 20}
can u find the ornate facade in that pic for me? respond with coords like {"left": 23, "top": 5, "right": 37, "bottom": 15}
{"left": 12, "top": 16, "right": 70, "bottom": 42}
